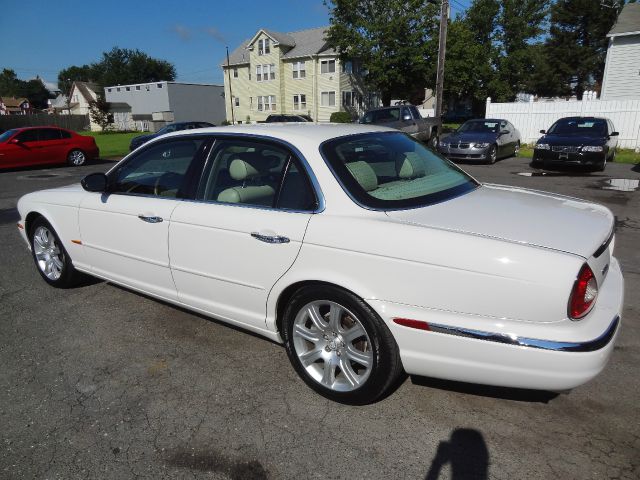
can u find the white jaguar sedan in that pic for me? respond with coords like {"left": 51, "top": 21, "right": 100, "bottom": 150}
{"left": 17, "top": 124, "right": 624, "bottom": 404}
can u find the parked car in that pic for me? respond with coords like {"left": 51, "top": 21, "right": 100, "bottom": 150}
{"left": 265, "top": 114, "right": 312, "bottom": 122}
{"left": 129, "top": 121, "right": 215, "bottom": 151}
{"left": 438, "top": 119, "right": 521, "bottom": 164}
{"left": 359, "top": 105, "right": 441, "bottom": 147}
{"left": 532, "top": 117, "right": 618, "bottom": 171}
{"left": 0, "top": 126, "right": 99, "bottom": 169}
{"left": 17, "top": 124, "right": 623, "bottom": 404}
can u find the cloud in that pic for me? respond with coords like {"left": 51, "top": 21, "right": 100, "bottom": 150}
{"left": 171, "top": 24, "right": 192, "bottom": 41}
{"left": 205, "top": 27, "right": 226, "bottom": 43}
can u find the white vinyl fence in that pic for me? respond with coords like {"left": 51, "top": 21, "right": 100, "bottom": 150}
{"left": 485, "top": 97, "right": 640, "bottom": 150}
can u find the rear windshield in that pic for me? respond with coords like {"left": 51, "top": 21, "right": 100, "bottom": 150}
{"left": 548, "top": 118, "right": 607, "bottom": 136}
{"left": 321, "top": 132, "right": 478, "bottom": 209}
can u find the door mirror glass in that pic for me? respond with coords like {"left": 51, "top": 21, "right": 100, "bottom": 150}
{"left": 81, "top": 173, "right": 108, "bottom": 192}
{"left": 540, "top": 129, "right": 546, "bottom": 134}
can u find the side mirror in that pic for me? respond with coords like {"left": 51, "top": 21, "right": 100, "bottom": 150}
{"left": 9, "top": 138, "right": 21, "bottom": 144}
{"left": 540, "top": 129, "right": 546, "bottom": 134}
{"left": 81, "top": 172, "right": 108, "bottom": 192}
{"left": 500, "top": 129, "right": 510, "bottom": 135}
{"left": 610, "top": 131, "right": 619, "bottom": 137}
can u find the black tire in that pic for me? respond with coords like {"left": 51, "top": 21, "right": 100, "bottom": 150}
{"left": 530, "top": 158, "right": 543, "bottom": 169}
{"left": 29, "top": 217, "right": 82, "bottom": 288}
{"left": 513, "top": 141, "right": 520, "bottom": 158}
{"left": 282, "top": 285, "right": 403, "bottom": 404}
{"left": 427, "top": 131, "right": 439, "bottom": 149}
{"left": 67, "top": 149, "right": 86, "bottom": 166}
{"left": 487, "top": 144, "right": 497, "bottom": 164}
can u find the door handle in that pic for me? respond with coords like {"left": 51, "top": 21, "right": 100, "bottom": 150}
{"left": 138, "top": 215, "right": 163, "bottom": 223}
{"left": 251, "top": 232, "right": 290, "bottom": 244}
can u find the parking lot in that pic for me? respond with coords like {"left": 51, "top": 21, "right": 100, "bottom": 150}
{"left": 1, "top": 157, "right": 638, "bottom": 480}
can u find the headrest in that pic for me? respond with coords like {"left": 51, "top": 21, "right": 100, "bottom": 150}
{"left": 346, "top": 161, "right": 378, "bottom": 192}
{"left": 229, "top": 154, "right": 269, "bottom": 181}
{"left": 397, "top": 153, "right": 426, "bottom": 179}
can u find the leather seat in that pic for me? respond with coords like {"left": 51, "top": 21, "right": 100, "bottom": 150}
{"left": 217, "top": 155, "right": 276, "bottom": 206}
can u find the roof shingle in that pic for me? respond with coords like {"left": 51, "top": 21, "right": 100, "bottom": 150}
{"left": 608, "top": 3, "right": 640, "bottom": 37}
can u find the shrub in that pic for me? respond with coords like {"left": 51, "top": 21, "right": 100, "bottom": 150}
{"left": 330, "top": 111, "right": 354, "bottom": 123}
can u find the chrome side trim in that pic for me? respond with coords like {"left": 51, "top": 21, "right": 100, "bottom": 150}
{"left": 424, "top": 316, "right": 620, "bottom": 353}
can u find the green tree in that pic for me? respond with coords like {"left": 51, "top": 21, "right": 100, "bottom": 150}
{"left": 57, "top": 65, "right": 95, "bottom": 96}
{"left": 0, "top": 68, "right": 21, "bottom": 96}
{"left": 88, "top": 98, "right": 114, "bottom": 131}
{"left": 58, "top": 47, "right": 176, "bottom": 97}
{"left": 541, "top": 0, "right": 621, "bottom": 98}
{"left": 325, "top": 0, "right": 439, "bottom": 106}
{"left": 0, "top": 69, "right": 52, "bottom": 109}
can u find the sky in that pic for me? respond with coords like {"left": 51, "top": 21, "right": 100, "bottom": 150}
{"left": 0, "top": 0, "right": 471, "bottom": 90}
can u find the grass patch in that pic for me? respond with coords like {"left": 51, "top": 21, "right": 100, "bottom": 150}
{"left": 80, "top": 131, "right": 142, "bottom": 159}
{"left": 520, "top": 144, "right": 639, "bottom": 164}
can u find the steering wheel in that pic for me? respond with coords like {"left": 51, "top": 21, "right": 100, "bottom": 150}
{"left": 153, "top": 172, "right": 182, "bottom": 196}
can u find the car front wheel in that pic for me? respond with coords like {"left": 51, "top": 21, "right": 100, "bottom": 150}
{"left": 67, "top": 149, "right": 86, "bottom": 166}
{"left": 30, "top": 217, "right": 81, "bottom": 288}
{"left": 282, "top": 285, "right": 403, "bottom": 404}
{"left": 487, "top": 145, "right": 497, "bottom": 164}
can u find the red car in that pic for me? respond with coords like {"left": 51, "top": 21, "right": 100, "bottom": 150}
{"left": 0, "top": 127, "right": 99, "bottom": 169}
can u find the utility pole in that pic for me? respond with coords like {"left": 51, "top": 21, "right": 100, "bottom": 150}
{"left": 226, "top": 46, "right": 235, "bottom": 124}
{"left": 434, "top": 0, "right": 449, "bottom": 120}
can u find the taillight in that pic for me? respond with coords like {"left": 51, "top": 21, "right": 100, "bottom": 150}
{"left": 569, "top": 264, "right": 598, "bottom": 320}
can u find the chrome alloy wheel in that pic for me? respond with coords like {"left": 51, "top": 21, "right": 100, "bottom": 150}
{"left": 69, "top": 150, "right": 86, "bottom": 166}
{"left": 33, "top": 226, "right": 63, "bottom": 280}
{"left": 292, "top": 300, "right": 373, "bottom": 392}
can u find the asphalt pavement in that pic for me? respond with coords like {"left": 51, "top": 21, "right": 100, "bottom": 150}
{"left": 1, "top": 157, "right": 639, "bottom": 479}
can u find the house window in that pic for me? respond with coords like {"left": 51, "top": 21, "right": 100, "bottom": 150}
{"left": 233, "top": 68, "right": 238, "bottom": 78}
{"left": 258, "top": 38, "right": 270, "bottom": 55}
{"left": 257, "top": 95, "right": 276, "bottom": 111}
{"left": 342, "top": 91, "right": 355, "bottom": 107}
{"left": 107, "top": 88, "right": 112, "bottom": 92}
{"left": 126, "top": 87, "right": 131, "bottom": 91}
{"left": 157, "top": 83, "right": 163, "bottom": 88}
{"left": 136, "top": 86, "right": 141, "bottom": 90}
{"left": 292, "top": 61, "right": 306, "bottom": 79}
{"left": 321, "top": 91, "right": 336, "bottom": 106}
{"left": 116, "top": 88, "right": 120, "bottom": 92}
{"left": 256, "top": 64, "right": 275, "bottom": 82}
{"left": 234, "top": 96, "right": 240, "bottom": 107}
{"left": 293, "top": 94, "right": 306, "bottom": 110}
{"left": 342, "top": 61, "right": 353, "bottom": 74}
{"left": 321, "top": 59, "right": 336, "bottom": 74}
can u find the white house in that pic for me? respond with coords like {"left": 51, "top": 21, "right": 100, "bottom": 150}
{"left": 68, "top": 81, "right": 101, "bottom": 130}
{"left": 601, "top": 3, "right": 640, "bottom": 100}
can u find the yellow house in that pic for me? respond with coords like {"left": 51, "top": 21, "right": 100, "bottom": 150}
{"left": 221, "top": 26, "right": 376, "bottom": 123}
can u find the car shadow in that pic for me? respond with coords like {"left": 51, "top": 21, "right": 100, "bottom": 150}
{"left": 632, "top": 163, "right": 640, "bottom": 173}
{"left": 0, "top": 207, "right": 20, "bottom": 225}
{"left": 424, "top": 428, "right": 489, "bottom": 480}
{"left": 410, "top": 375, "right": 559, "bottom": 403}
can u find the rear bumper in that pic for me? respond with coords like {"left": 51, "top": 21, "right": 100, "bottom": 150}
{"left": 370, "top": 257, "right": 624, "bottom": 391}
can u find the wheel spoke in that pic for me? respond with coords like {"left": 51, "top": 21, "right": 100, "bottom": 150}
{"left": 299, "top": 347, "right": 323, "bottom": 367}
{"left": 328, "top": 304, "right": 342, "bottom": 332}
{"left": 293, "top": 324, "right": 321, "bottom": 344}
{"left": 343, "top": 323, "right": 367, "bottom": 343}
{"left": 339, "top": 357, "right": 361, "bottom": 387}
{"left": 34, "top": 231, "right": 46, "bottom": 249}
{"left": 35, "top": 252, "right": 47, "bottom": 261}
{"left": 51, "top": 256, "right": 64, "bottom": 270}
{"left": 345, "top": 345, "right": 372, "bottom": 367}
{"left": 321, "top": 361, "right": 336, "bottom": 387}
{"left": 306, "top": 305, "right": 327, "bottom": 331}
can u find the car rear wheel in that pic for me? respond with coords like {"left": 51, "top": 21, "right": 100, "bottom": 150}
{"left": 30, "top": 217, "right": 81, "bottom": 288}
{"left": 67, "top": 149, "right": 86, "bottom": 166}
{"left": 487, "top": 145, "right": 497, "bottom": 164}
{"left": 427, "top": 131, "right": 439, "bottom": 149}
{"left": 282, "top": 285, "right": 403, "bottom": 404}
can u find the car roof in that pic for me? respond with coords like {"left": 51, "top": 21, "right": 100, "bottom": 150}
{"left": 365, "top": 105, "right": 414, "bottom": 112}
{"left": 555, "top": 116, "right": 608, "bottom": 121}
{"left": 466, "top": 118, "right": 506, "bottom": 123}
{"left": 160, "top": 123, "right": 395, "bottom": 144}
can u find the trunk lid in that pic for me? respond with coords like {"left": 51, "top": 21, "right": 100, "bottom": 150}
{"left": 385, "top": 184, "right": 614, "bottom": 258}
